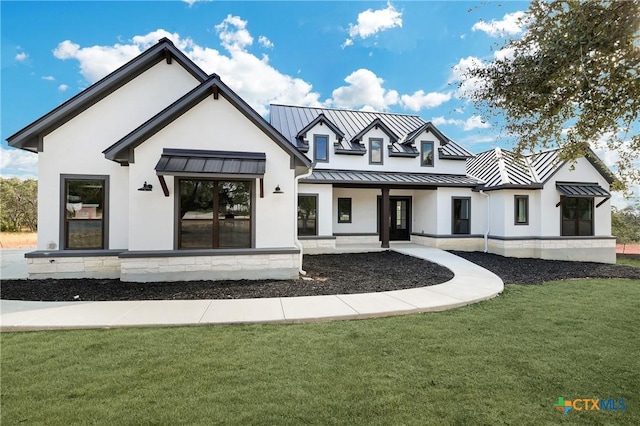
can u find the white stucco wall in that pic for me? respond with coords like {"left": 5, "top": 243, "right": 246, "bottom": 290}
{"left": 128, "top": 94, "right": 300, "bottom": 251}
{"left": 298, "top": 183, "right": 333, "bottom": 237}
{"left": 539, "top": 157, "right": 612, "bottom": 236}
{"left": 304, "top": 124, "right": 467, "bottom": 175}
{"left": 36, "top": 61, "right": 201, "bottom": 250}
{"left": 435, "top": 188, "right": 487, "bottom": 236}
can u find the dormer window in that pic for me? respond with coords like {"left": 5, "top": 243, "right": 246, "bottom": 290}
{"left": 314, "top": 135, "right": 329, "bottom": 162}
{"left": 369, "top": 138, "right": 383, "bottom": 165}
{"left": 421, "top": 141, "right": 434, "bottom": 167}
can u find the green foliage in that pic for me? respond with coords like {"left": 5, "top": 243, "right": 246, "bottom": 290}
{"left": 466, "top": 0, "right": 640, "bottom": 193}
{"left": 0, "top": 178, "right": 37, "bottom": 232}
{"left": 2, "top": 279, "right": 639, "bottom": 425}
{"left": 612, "top": 205, "right": 640, "bottom": 247}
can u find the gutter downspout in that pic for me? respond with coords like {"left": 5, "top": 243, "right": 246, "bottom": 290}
{"left": 294, "top": 166, "right": 314, "bottom": 275}
{"left": 480, "top": 190, "right": 490, "bottom": 253}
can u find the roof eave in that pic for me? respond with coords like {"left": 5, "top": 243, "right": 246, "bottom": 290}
{"left": 7, "top": 38, "right": 208, "bottom": 151}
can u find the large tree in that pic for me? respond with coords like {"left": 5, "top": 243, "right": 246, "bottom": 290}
{"left": 465, "top": 0, "right": 640, "bottom": 193}
{"left": 0, "top": 178, "right": 37, "bottom": 232}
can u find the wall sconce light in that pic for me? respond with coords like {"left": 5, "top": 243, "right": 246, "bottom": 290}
{"left": 273, "top": 185, "right": 284, "bottom": 194}
{"left": 138, "top": 181, "right": 153, "bottom": 191}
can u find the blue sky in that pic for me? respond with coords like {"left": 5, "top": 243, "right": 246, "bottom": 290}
{"left": 2, "top": 0, "right": 532, "bottom": 177}
{"left": 11, "top": 0, "right": 637, "bottom": 210}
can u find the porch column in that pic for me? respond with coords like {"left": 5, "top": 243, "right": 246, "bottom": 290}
{"left": 381, "top": 186, "right": 390, "bottom": 248}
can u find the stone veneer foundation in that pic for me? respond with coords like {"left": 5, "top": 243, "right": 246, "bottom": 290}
{"left": 25, "top": 249, "right": 300, "bottom": 282}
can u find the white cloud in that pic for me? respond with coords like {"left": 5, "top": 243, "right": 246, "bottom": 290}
{"left": 15, "top": 52, "right": 28, "bottom": 62}
{"left": 462, "top": 115, "right": 490, "bottom": 130}
{"left": 183, "top": 0, "right": 197, "bottom": 6}
{"left": 215, "top": 15, "right": 253, "bottom": 52}
{"left": 258, "top": 35, "right": 274, "bottom": 49}
{"left": 472, "top": 11, "right": 526, "bottom": 37}
{"left": 0, "top": 146, "right": 38, "bottom": 178}
{"left": 330, "top": 68, "right": 399, "bottom": 111}
{"left": 344, "top": 2, "right": 402, "bottom": 47}
{"left": 58, "top": 84, "right": 69, "bottom": 92}
{"left": 400, "top": 90, "right": 451, "bottom": 111}
{"left": 51, "top": 22, "right": 323, "bottom": 116}
{"left": 448, "top": 56, "right": 486, "bottom": 99}
{"left": 41, "top": 75, "right": 55, "bottom": 81}
{"left": 430, "top": 115, "right": 490, "bottom": 131}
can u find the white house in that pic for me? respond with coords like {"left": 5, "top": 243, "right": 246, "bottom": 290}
{"left": 7, "top": 39, "right": 617, "bottom": 282}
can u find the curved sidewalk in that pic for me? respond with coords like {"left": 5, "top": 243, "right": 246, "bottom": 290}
{"left": 0, "top": 245, "right": 503, "bottom": 331}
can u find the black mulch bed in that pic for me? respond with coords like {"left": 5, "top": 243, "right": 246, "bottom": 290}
{"left": 450, "top": 251, "right": 640, "bottom": 285}
{"left": 0, "top": 251, "right": 453, "bottom": 302}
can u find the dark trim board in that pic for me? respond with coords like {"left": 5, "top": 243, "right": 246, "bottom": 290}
{"left": 410, "top": 233, "right": 615, "bottom": 241}
{"left": 25, "top": 249, "right": 125, "bottom": 258}
{"left": 411, "top": 233, "right": 485, "bottom": 239}
{"left": 298, "top": 236, "right": 337, "bottom": 240}
{"left": 119, "top": 248, "right": 299, "bottom": 258}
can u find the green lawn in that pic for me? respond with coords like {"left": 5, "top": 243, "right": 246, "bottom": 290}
{"left": 2, "top": 279, "right": 639, "bottom": 425}
{"left": 618, "top": 256, "right": 640, "bottom": 268}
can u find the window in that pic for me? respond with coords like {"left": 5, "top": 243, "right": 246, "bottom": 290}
{"left": 314, "top": 135, "right": 329, "bottom": 163}
{"left": 62, "top": 175, "right": 108, "bottom": 249}
{"left": 421, "top": 141, "right": 434, "bottom": 167}
{"left": 514, "top": 195, "right": 529, "bottom": 225}
{"left": 561, "top": 197, "right": 593, "bottom": 236}
{"left": 452, "top": 197, "right": 470, "bottom": 234}
{"left": 298, "top": 194, "right": 318, "bottom": 236}
{"left": 337, "top": 198, "right": 352, "bottom": 223}
{"left": 178, "top": 179, "right": 251, "bottom": 249}
{"left": 369, "top": 138, "right": 383, "bottom": 164}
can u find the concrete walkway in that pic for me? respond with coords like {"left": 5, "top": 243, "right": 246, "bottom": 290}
{"left": 0, "top": 245, "right": 503, "bottom": 331}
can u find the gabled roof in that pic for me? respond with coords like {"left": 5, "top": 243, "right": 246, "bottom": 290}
{"left": 7, "top": 38, "right": 208, "bottom": 152}
{"left": 296, "top": 113, "right": 345, "bottom": 142}
{"left": 270, "top": 104, "right": 423, "bottom": 147}
{"left": 269, "top": 104, "right": 473, "bottom": 159}
{"left": 467, "top": 147, "right": 616, "bottom": 190}
{"left": 103, "top": 74, "right": 311, "bottom": 168}
{"left": 350, "top": 118, "right": 399, "bottom": 143}
{"left": 404, "top": 122, "right": 474, "bottom": 159}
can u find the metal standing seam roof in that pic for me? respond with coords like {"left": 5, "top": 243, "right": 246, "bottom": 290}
{"left": 270, "top": 104, "right": 472, "bottom": 159}
{"left": 301, "top": 169, "right": 482, "bottom": 187}
{"left": 556, "top": 182, "right": 610, "bottom": 197}
{"left": 155, "top": 149, "right": 266, "bottom": 175}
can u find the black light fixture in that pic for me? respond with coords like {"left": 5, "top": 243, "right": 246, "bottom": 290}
{"left": 138, "top": 181, "right": 153, "bottom": 191}
{"left": 273, "top": 185, "right": 284, "bottom": 194}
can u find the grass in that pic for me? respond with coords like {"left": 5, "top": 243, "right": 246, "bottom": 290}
{"left": 2, "top": 278, "right": 639, "bottom": 425}
{"left": 0, "top": 232, "right": 37, "bottom": 249}
{"left": 617, "top": 256, "right": 640, "bottom": 268}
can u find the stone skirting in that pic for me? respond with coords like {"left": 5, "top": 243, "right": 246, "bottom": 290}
{"left": 24, "top": 249, "right": 301, "bottom": 281}
{"left": 26, "top": 255, "right": 122, "bottom": 279}
{"left": 299, "top": 236, "right": 336, "bottom": 250}
{"left": 334, "top": 234, "right": 380, "bottom": 245}
{"left": 411, "top": 235, "right": 616, "bottom": 264}
{"left": 487, "top": 237, "right": 616, "bottom": 264}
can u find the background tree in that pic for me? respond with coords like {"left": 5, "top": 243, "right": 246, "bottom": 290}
{"left": 0, "top": 178, "right": 38, "bottom": 232}
{"left": 465, "top": 0, "right": 640, "bottom": 193}
{"left": 611, "top": 205, "right": 640, "bottom": 253}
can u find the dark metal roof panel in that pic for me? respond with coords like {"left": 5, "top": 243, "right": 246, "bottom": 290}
{"left": 556, "top": 182, "right": 610, "bottom": 197}
{"left": 302, "top": 169, "right": 482, "bottom": 187}
{"left": 155, "top": 149, "right": 266, "bottom": 175}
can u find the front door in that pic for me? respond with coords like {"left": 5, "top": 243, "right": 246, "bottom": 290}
{"left": 378, "top": 196, "right": 411, "bottom": 241}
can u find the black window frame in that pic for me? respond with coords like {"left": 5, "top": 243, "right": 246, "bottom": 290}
{"left": 452, "top": 197, "right": 471, "bottom": 235}
{"left": 176, "top": 178, "right": 254, "bottom": 249}
{"left": 420, "top": 141, "right": 434, "bottom": 167}
{"left": 369, "top": 138, "right": 383, "bottom": 165}
{"left": 314, "top": 134, "right": 329, "bottom": 163}
{"left": 60, "top": 174, "right": 109, "bottom": 250}
{"left": 298, "top": 193, "right": 318, "bottom": 236}
{"left": 337, "top": 197, "right": 352, "bottom": 223}
{"left": 514, "top": 195, "right": 529, "bottom": 225}
{"left": 561, "top": 196, "right": 594, "bottom": 236}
